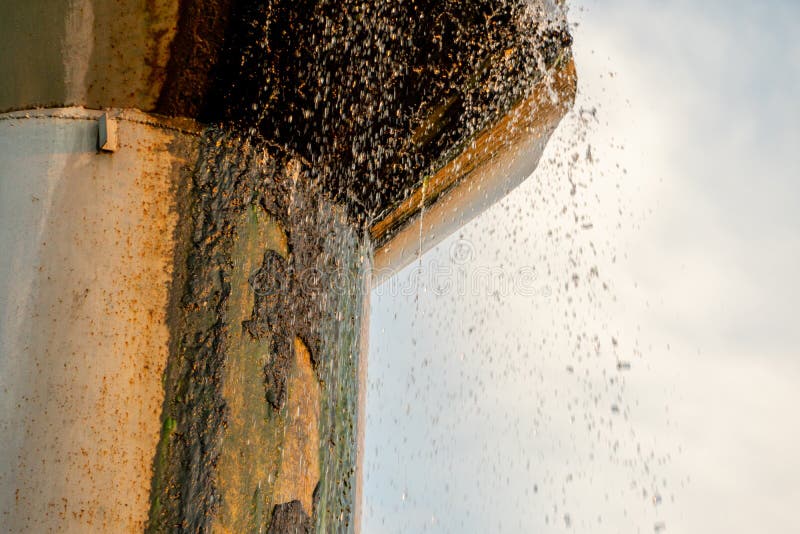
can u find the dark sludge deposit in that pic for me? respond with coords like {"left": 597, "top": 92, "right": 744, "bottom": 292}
{"left": 158, "top": 0, "right": 572, "bottom": 223}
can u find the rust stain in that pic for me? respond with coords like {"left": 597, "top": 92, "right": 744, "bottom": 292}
{"left": 216, "top": 207, "right": 289, "bottom": 533}
{"left": 1, "top": 119, "right": 184, "bottom": 532}
{"left": 272, "top": 337, "right": 321, "bottom": 516}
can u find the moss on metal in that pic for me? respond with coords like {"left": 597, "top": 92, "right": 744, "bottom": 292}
{"left": 147, "top": 130, "right": 367, "bottom": 533}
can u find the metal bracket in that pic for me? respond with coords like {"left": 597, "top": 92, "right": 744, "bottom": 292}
{"left": 98, "top": 113, "right": 118, "bottom": 152}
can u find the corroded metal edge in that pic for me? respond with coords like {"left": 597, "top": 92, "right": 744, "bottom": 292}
{"left": 371, "top": 56, "right": 577, "bottom": 284}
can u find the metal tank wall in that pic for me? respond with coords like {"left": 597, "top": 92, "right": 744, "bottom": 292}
{"left": 0, "top": 0, "right": 179, "bottom": 113}
{"left": 0, "top": 108, "right": 198, "bottom": 532}
{"left": 0, "top": 110, "right": 371, "bottom": 533}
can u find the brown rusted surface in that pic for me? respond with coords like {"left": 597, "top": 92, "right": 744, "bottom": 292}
{"left": 0, "top": 0, "right": 180, "bottom": 112}
{"left": 155, "top": 0, "right": 236, "bottom": 118}
{"left": 215, "top": 207, "right": 290, "bottom": 533}
{"left": 146, "top": 132, "right": 368, "bottom": 533}
{"left": 83, "top": 0, "right": 179, "bottom": 110}
{"left": 370, "top": 56, "right": 577, "bottom": 246}
{"left": 272, "top": 338, "right": 321, "bottom": 517}
{"left": 267, "top": 501, "right": 313, "bottom": 534}
{"left": 0, "top": 112, "right": 197, "bottom": 532}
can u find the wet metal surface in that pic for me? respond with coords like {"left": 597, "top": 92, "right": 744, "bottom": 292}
{"left": 148, "top": 131, "right": 368, "bottom": 533}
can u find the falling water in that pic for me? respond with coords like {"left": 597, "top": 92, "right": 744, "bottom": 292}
{"left": 142, "top": 1, "right": 573, "bottom": 532}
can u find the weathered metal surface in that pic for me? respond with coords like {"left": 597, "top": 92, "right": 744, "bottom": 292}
{"left": 0, "top": 0, "right": 179, "bottom": 112}
{"left": 0, "top": 109, "right": 198, "bottom": 532}
{"left": 0, "top": 112, "right": 368, "bottom": 532}
{"left": 147, "top": 131, "right": 368, "bottom": 533}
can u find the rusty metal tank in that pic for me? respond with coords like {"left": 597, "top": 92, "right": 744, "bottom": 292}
{"left": 0, "top": 1, "right": 575, "bottom": 531}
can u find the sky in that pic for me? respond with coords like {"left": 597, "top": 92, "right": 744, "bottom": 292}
{"left": 363, "top": 0, "right": 800, "bottom": 532}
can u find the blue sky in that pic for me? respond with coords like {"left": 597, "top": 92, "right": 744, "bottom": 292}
{"left": 364, "top": 1, "right": 800, "bottom": 532}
